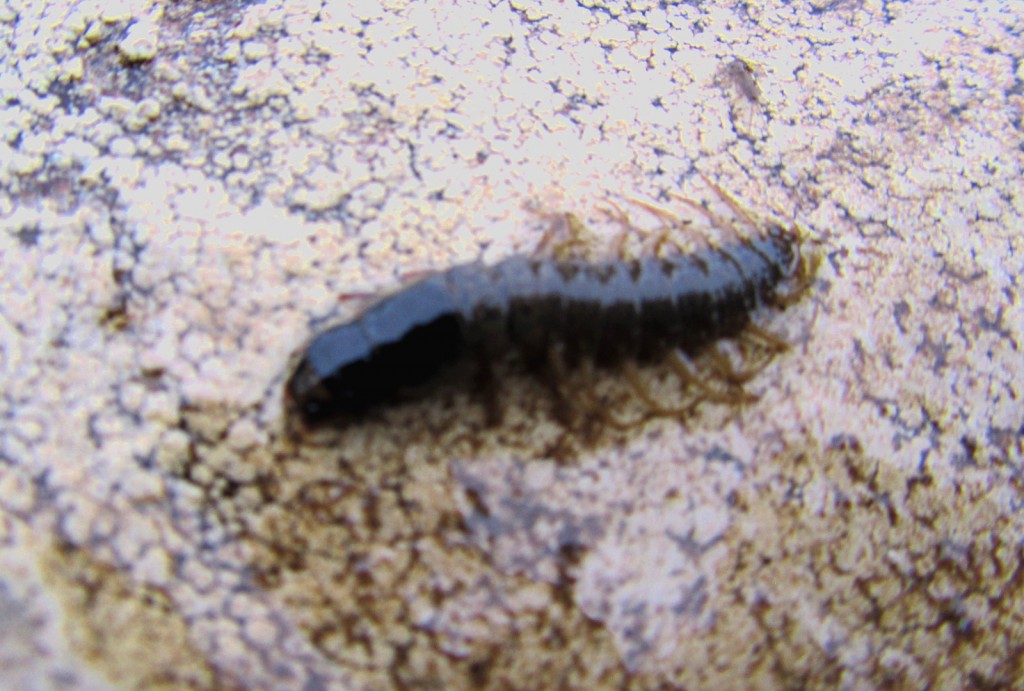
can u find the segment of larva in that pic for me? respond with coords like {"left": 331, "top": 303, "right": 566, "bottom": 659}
{"left": 286, "top": 186, "right": 815, "bottom": 429}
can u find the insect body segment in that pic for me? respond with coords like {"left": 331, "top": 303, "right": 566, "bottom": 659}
{"left": 287, "top": 212, "right": 808, "bottom": 428}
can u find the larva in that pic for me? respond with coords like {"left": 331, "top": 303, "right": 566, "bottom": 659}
{"left": 286, "top": 188, "right": 813, "bottom": 428}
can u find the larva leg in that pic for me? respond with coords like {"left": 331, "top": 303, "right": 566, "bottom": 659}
{"left": 577, "top": 360, "right": 647, "bottom": 429}
{"left": 695, "top": 174, "right": 793, "bottom": 268}
{"left": 625, "top": 196, "right": 704, "bottom": 257}
{"left": 543, "top": 347, "right": 620, "bottom": 431}
{"left": 602, "top": 198, "right": 696, "bottom": 259}
{"left": 621, "top": 197, "right": 685, "bottom": 228}
{"left": 667, "top": 190, "right": 739, "bottom": 240}
{"left": 667, "top": 349, "right": 749, "bottom": 403}
{"left": 623, "top": 361, "right": 702, "bottom": 421}
{"left": 710, "top": 328, "right": 795, "bottom": 392}
{"left": 545, "top": 345, "right": 637, "bottom": 431}
{"left": 669, "top": 173, "right": 769, "bottom": 247}
{"left": 600, "top": 198, "right": 646, "bottom": 258}
{"left": 705, "top": 344, "right": 772, "bottom": 393}
{"left": 706, "top": 346, "right": 753, "bottom": 385}
{"left": 743, "top": 323, "right": 789, "bottom": 352}
{"left": 696, "top": 171, "right": 763, "bottom": 233}
{"left": 676, "top": 175, "right": 806, "bottom": 281}
{"left": 535, "top": 212, "right": 598, "bottom": 261}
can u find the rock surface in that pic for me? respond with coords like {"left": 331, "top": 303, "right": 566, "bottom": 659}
{"left": 1, "top": 0, "right": 1021, "bottom": 688}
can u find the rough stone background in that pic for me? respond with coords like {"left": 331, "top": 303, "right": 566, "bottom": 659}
{"left": 1, "top": 0, "right": 1022, "bottom": 688}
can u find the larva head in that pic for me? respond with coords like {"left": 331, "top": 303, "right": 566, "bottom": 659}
{"left": 287, "top": 322, "right": 379, "bottom": 425}
{"left": 286, "top": 279, "right": 467, "bottom": 427}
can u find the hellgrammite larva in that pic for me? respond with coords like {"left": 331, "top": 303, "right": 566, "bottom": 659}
{"left": 286, "top": 179, "right": 815, "bottom": 429}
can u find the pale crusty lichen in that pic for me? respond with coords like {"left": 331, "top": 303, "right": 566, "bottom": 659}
{"left": 0, "top": 0, "right": 1022, "bottom": 688}
{"left": 117, "top": 16, "right": 160, "bottom": 64}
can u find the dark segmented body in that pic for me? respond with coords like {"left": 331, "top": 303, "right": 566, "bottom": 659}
{"left": 288, "top": 225, "right": 800, "bottom": 426}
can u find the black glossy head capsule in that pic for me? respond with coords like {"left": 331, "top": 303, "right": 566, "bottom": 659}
{"left": 288, "top": 276, "right": 467, "bottom": 426}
